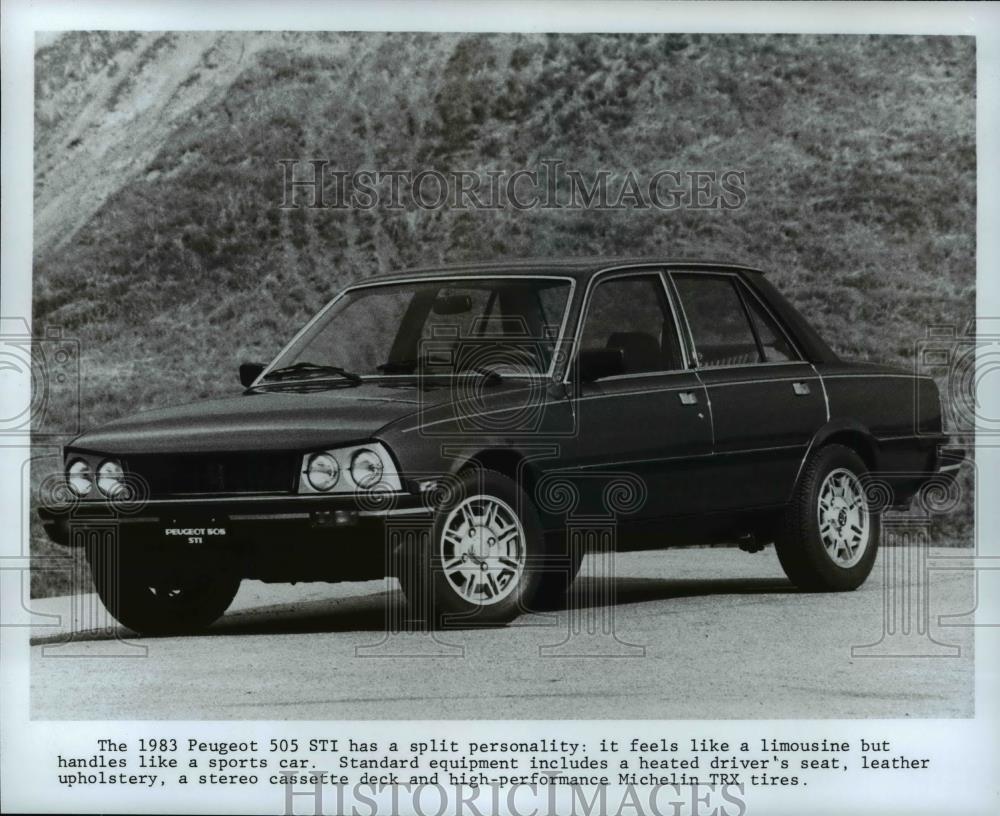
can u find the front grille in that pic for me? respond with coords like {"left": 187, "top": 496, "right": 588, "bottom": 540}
{"left": 124, "top": 452, "right": 298, "bottom": 497}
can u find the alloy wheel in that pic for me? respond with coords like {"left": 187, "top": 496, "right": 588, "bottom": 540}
{"left": 439, "top": 494, "right": 526, "bottom": 606}
{"left": 816, "top": 467, "right": 871, "bottom": 568}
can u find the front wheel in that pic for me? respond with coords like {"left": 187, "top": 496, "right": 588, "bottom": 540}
{"left": 774, "top": 444, "right": 880, "bottom": 591}
{"left": 399, "top": 469, "right": 545, "bottom": 627}
{"left": 86, "top": 542, "right": 241, "bottom": 636}
{"left": 524, "top": 532, "right": 585, "bottom": 610}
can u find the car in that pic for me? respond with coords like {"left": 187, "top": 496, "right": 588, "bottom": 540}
{"left": 39, "top": 257, "right": 961, "bottom": 634}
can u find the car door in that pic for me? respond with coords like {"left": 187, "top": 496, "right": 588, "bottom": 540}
{"left": 669, "top": 271, "right": 827, "bottom": 511}
{"left": 559, "top": 270, "right": 713, "bottom": 520}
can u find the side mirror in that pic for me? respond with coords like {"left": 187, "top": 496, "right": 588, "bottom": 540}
{"left": 239, "top": 362, "right": 265, "bottom": 387}
{"left": 576, "top": 348, "right": 625, "bottom": 383}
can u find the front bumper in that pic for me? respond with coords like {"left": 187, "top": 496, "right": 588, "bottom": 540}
{"left": 38, "top": 492, "right": 434, "bottom": 581}
{"left": 40, "top": 491, "right": 432, "bottom": 544}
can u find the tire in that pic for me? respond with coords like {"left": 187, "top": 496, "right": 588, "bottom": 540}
{"left": 399, "top": 468, "right": 546, "bottom": 627}
{"left": 774, "top": 443, "right": 880, "bottom": 591}
{"left": 524, "top": 532, "right": 585, "bottom": 611}
{"left": 85, "top": 541, "right": 241, "bottom": 636}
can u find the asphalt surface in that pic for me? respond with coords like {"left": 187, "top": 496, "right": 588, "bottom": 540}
{"left": 30, "top": 547, "right": 974, "bottom": 719}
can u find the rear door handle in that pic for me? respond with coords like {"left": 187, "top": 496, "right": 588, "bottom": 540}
{"left": 678, "top": 391, "right": 698, "bottom": 405}
{"left": 792, "top": 381, "right": 811, "bottom": 396}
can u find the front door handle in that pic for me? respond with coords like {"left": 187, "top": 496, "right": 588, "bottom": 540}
{"left": 678, "top": 391, "right": 698, "bottom": 405}
{"left": 792, "top": 381, "right": 811, "bottom": 396}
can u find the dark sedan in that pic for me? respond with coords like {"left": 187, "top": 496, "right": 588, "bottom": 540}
{"left": 40, "top": 258, "right": 960, "bottom": 633}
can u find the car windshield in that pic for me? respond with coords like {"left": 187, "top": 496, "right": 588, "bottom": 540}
{"left": 266, "top": 277, "right": 573, "bottom": 379}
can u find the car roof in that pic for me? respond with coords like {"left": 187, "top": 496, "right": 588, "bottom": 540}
{"left": 363, "top": 257, "right": 765, "bottom": 284}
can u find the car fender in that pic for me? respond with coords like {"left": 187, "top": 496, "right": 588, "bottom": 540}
{"left": 785, "top": 419, "right": 880, "bottom": 503}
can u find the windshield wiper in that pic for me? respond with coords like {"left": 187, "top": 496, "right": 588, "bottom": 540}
{"left": 260, "top": 362, "right": 362, "bottom": 385}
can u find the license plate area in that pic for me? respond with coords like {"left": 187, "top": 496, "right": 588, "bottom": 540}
{"left": 162, "top": 519, "right": 229, "bottom": 545}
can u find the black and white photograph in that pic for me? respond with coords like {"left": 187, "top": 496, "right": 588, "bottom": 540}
{"left": 2, "top": 2, "right": 999, "bottom": 815}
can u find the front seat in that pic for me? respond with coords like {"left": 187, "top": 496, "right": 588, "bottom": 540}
{"left": 606, "top": 332, "right": 661, "bottom": 375}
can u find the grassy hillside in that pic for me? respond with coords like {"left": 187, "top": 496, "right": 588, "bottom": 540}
{"left": 31, "top": 33, "right": 976, "bottom": 596}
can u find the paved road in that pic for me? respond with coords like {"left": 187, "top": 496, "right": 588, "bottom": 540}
{"left": 30, "top": 547, "right": 974, "bottom": 719}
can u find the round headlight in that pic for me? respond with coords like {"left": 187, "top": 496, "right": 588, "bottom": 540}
{"left": 97, "top": 459, "right": 126, "bottom": 498}
{"left": 306, "top": 452, "right": 340, "bottom": 491}
{"left": 67, "top": 459, "right": 93, "bottom": 496}
{"left": 350, "top": 448, "right": 384, "bottom": 488}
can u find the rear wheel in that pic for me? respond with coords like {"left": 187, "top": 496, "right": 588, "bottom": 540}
{"left": 399, "top": 469, "right": 545, "bottom": 627}
{"left": 774, "top": 444, "right": 879, "bottom": 591}
{"left": 86, "top": 542, "right": 241, "bottom": 636}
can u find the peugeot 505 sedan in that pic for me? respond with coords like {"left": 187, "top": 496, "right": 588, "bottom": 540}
{"left": 40, "top": 258, "right": 960, "bottom": 634}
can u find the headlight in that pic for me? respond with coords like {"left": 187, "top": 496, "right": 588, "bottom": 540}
{"left": 350, "top": 448, "right": 384, "bottom": 488}
{"left": 306, "top": 452, "right": 340, "bottom": 491}
{"left": 67, "top": 459, "right": 93, "bottom": 496}
{"left": 97, "top": 459, "right": 126, "bottom": 497}
{"left": 298, "top": 443, "right": 400, "bottom": 494}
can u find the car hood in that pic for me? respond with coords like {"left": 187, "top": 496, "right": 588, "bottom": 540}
{"left": 68, "top": 383, "right": 426, "bottom": 455}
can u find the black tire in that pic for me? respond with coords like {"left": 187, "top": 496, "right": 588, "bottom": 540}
{"left": 86, "top": 541, "right": 241, "bottom": 636}
{"left": 399, "top": 468, "right": 546, "bottom": 627}
{"left": 524, "top": 532, "right": 585, "bottom": 611}
{"left": 775, "top": 443, "right": 880, "bottom": 591}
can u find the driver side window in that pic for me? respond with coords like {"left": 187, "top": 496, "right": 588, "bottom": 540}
{"left": 579, "top": 274, "right": 683, "bottom": 375}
